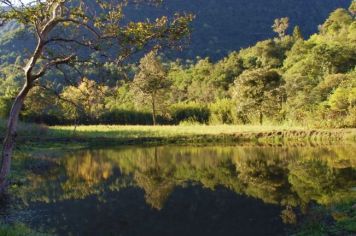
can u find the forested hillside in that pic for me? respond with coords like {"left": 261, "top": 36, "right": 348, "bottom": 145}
{"left": 0, "top": 1, "right": 355, "bottom": 128}
{"left": 0, "top": 0, "right": 350, "bottom": 61}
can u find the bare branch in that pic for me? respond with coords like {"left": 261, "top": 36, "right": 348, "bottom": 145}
{"left": 44, "top": 37, "right": 98, "bottom": 50}
{"left": 32, "top": 54, "right": 75, "bottom": 80}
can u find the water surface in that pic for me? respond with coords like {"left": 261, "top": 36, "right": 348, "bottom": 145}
{"left": 3, "top": 144, "right": 356, "bottom": 235}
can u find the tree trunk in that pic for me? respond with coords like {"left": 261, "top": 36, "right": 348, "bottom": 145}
{"left": 259, "top": 112, "right": 263, "bottom": 126}
{"left": 0, "top": 84, "right": 31, "bottom": 193}
{"left": 152, "top": 95, "right": 157, "bottom": 126}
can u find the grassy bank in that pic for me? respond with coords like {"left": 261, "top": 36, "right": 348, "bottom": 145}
{"left": 46, "top": 124, "right": 356, "bottom": 145}
{"left": 1, "top": 119, "right": 356, "bottom": 145}
{"left": 0, "top": 223, "right": 50, "bottom": 236}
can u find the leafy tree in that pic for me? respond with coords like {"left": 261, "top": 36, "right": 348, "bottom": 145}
{"left": 211, "top": 52, "right": 243, "bottom": 91}
{"left": 132, "top": 50, "right": 171, "bottom": 125}
{"left": 272, "top": 17, "right": 289, "bottom": 38}
{"left": 60, "top": 78, "right": 110, "bottom": 123}
{"left": 232, "top": 69, "right": 284, "bottom": 125}
{"left": 316, "top": 74, "right": 350, "bottom": 101}
{"left": 329, "top": 87, "right": 356, "bottom": 112}
{"left": 321, "top": 8, "right": 353, "bottom": 36}
{"left": 292, "top": 26, "right": 304, "bottom": 40}
{"left": 209, "top": 98, "right": 237, "bottom": 124}
{"left": 106, "top": 82, "right": 136, "bottom": 111}
{"left": 0, "top": 0, "right": 192, "bottom": 192}
{"left": 349, "top": 0, "right": 356, "bottom": 16}
{"left": 239, "top": 38, "right": 292, "bottom": 70}
{"left": 350, "top": 1, "right": 356, "bottom": 16}
{"left": 22, "top": 85, "right": 62, "bottom": 124}
{"left": 167, "top": 60, "right": 193, "bottom": 103}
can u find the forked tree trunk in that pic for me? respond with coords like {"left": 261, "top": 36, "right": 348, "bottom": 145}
{"left": 0, "top": 84, "right": 31, "bottom": 192}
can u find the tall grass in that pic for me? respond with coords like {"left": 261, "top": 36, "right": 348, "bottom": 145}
{"left": 49, "top": 124, "right": 305, "bottom": 138}
{"left": 0, "top": 223, "right": 50, "bottom": 236}
{"left": 0, "top": 118, "right": 48, "bottom": 139}
{"left": 1, "top": 119, "right": 356, "bottom": 143}
{"left": 49, "top": 125, "right": 356, "bottom": 140}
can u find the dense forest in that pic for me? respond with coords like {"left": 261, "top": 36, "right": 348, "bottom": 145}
{"left": 0, "top": 1, "right": 355, "bottom": 128}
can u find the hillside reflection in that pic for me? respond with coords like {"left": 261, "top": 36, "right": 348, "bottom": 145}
{"left": 18, "top": 145, "right": 356, "bottom": 211}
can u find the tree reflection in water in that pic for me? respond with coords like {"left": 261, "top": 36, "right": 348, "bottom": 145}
{"left": 10, "top": 144, "right": 356, "bottom": 235}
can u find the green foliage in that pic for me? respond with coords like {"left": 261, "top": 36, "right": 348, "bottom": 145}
{"left": 60, "top": 78, "right": 110, "bottom": 122}
{"left": 0, "top": 96, "right": 12, "bottom": 118}
{"left": 170, "top": 102, "right": 210, "bottom": 124}
{"left": 209, "top": 98, "right": 238, "bottom": 124}
{"left": 100, "top": 109, "right": 156, "bottom": 125}
{"left": 132, "top": 51, "right": 171, "bottom": 125}
{"left": 272, "top": 17, "right": 289, "bottom": 37}
{"left": 232, "top": 69, "right": 284, "bottom": 124}
{"left": 329, "top": 87, "right": 356, "bottom": 112}
{"left": 350, "top": 1, "right": 356, "bottom": 15}
{"left": 0, "top": 223, "right": 50, "bottom": 236}
{"left": 292, "top": 26, "right": 304, "bottom": 40}
{"left": 0, "top": 3, "right": 355, "bottom": 128}
{"left": 239, "top": 37, "right": 293, "bottom": 69}
{"left": 0, "top": 118, "right": 48, "bottom": 138}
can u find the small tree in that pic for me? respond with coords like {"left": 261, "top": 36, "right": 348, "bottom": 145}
{"left": 60, "top": 78, "right": 110, "bottom": 123}
{"left": 292, "top": 26, "right": 303, "bottom": 40}
{"left": 132, "top": 50, "right": 171, "bottom": 125}
{"left": 272, "top": 17, "right": 289, "bottom": 38}
{"left": 232, "top": 69, "right": 284, "bottom": 125}
{"left": 0, "top": 0, "right": 192, "bottom": 192}
{"left": 349, "top": 0, "right": 356, "bottom": 17}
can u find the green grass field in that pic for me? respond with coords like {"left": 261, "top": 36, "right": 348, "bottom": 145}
{"left": 49, "top": 124, "right": 304, "bottom": 138}
{"left": 2, "top": 119, "right": 356, "bottom": 145}
{"left": 48, "top": 124, "right": 356, "bottom": 144}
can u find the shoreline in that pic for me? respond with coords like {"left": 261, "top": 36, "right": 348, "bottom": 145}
{"left": 3, "top": 126, "right": 355, "bottom": 148}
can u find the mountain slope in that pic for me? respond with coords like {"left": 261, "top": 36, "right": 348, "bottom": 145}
{"left": 0, "top": 0, "right": 352, "bottom": 61}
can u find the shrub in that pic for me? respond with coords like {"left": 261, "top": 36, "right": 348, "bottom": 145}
{"left": 0, "top": 96, "right": 12, "bottom": 119}
{"left": 0, "top": 223, "right": 50, "bottom": 236}
{"left": 170, "top": 102, "right": 210, "bottom": 124}
{"left": 346, "top": 107, "right": 356, "bottom": 127}
{"left": 100, "top": 109, "right": 162, "bottom": 125}
{"left": 0, "top": 118, "right": 48, "bottom": 138}
{"left": 209, "top": 98, "right": 237, "bottom": 124}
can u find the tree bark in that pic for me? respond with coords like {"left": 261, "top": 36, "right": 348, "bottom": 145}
{"left": 152, "top": 94, "right": 157, "bottom": 126}
{"left": 0, "top": 83, "right": 31, "bottom": 193}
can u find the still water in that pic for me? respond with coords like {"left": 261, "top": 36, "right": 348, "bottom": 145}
{"left": 3, "top": 145, "right": 356, "bottom": 235}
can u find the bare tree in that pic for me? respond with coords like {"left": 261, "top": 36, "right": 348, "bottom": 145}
{"left": 0, "top": 0, "right": 193, "bottom": 193}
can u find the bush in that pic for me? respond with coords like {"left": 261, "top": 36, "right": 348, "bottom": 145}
{"left": 170, "top": 102, "right": 210, "bottom": 124}
{"left": 346, "top": 107, "right": 356, "bottom": 127}
{"left": 209, "top": 99, "right": 237, "bottom": 124}
{"left": 0, "top": 223, "right": 50, "bottom": 236}
{"left": 0, "top": 118, "right": 48, "bottom": 138}
{"left": 21, "top": 114, "right": 65, "bottom": 126}
{"left": 100, "top": 109, "right": 165, "bottom": 125}
{"left": 0, "top": 96, "right": 12, "bottom": 119}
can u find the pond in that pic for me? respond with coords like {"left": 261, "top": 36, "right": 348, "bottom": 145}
{"left": 1, "top": 144, "right": 356, "bottom": 235}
